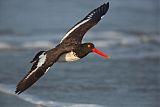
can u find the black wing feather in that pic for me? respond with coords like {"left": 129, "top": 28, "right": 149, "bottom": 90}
{"left": 84, "top": 3, "right": 109, "bottom": 20}
{"left": 60, "top": 2, "right": 109, "bottom": 44}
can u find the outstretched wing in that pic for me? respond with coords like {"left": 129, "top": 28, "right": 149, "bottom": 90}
{"left": 60, "top": 2, "right": 109, "bottom": 44}
{"left": 15, "top": 49, "right": 61, "bottom": 94}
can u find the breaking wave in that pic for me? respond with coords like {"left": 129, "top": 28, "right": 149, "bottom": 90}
{"left": 0, "top": 31, "right": 159, "bottom": 50}
{"left": 0, "top": 83, "right": 104, "bottom": 107}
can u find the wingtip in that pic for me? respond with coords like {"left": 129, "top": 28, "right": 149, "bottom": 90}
{"left": 15, "top": 91, "right": 19, "bottom": 95}
{"left": 15, "top": 86, "right": 21, "bottom": 95}
{"left": 15, "top": 81, "right": 25, "bottom": 95}
{"left": 15, "top": 87, "right": 24, "bottom": 95}
{"left": 100, "top": 2, "right": 109, "bottom": 16}
{"left": 104, "top": 2, "right": 109, "bottom": 7}
{"left": 15, "top": 90, "right": 20, "bottom": 95}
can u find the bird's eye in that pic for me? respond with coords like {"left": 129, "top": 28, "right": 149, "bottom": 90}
{"left": 87, "top": 44, "right": 91, "bottom": 48}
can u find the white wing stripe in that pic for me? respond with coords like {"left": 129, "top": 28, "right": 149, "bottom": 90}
{"left": 60, "top": 19, "right": 90, "bottom": 43}
{"left": 25, "top": 54, "right": 47, "bottom": 79}
{"left": 37, "top": 54, "right": 46, "bottom": 67}
{"left": 25, "top": 68, "right": 38, "bottom": 80}
{"left": 45, "top": 67, "right": 50, "bottom": 74}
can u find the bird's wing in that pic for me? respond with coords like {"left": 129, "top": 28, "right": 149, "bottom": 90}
{"left": 15, "top": 49, "right": 62, "bottom": 94}
{"left": 60, "top": 2, "right": 109, "bottom": 44}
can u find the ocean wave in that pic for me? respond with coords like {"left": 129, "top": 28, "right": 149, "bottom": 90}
{"left": 0, "top": 83, "right": 104, "bottom": 107}
{"left": 0, "top": 42, "right": 16, "bottom": 50}
{"left": 88, "top": 31, "right": 160, "bottom": 47}
{"left": 0, "top": 41, "right": 55, "bottom": 50}
{"left": 0, "top": 31, "right": 159, "bottom": 50}
{"left": 22, "top": 41, "right": 55, "bottom": 49}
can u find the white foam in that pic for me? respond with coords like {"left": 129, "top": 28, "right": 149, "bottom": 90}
{"left": 0, "top": 41, "right": 54, "bottom": 50}
{"left": 0, "top": 42, "right": 15, "bottom": 49}
{"left": 85, "top": 31, "right": 160, "bottom": 48}
{"left": 22, "top": 41, "right": 54, "bottom": 49}
{"left": 0, "top": 31, "right": 159, "bottom": 50}
{"left": 0, "top": 83, "right": 104, "bottom": 107}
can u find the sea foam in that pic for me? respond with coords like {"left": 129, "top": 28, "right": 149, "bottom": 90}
{"left": 0, "top": 31, "right": 159, "bottom": 50}
{"left": 0, "top": 83, "right": 104, "bottom": 107}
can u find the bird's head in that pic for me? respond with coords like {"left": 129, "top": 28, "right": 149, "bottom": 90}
{"left": 82, "top": 43, "right": 110, "bottom": 59}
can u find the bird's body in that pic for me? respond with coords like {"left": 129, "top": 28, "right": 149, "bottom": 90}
{"left": 15, "top": 2, "right": 110, "bottom": 94}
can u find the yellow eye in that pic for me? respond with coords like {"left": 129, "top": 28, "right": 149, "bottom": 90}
{"left": 87, "top": 44, "right": 91, "bottom": 48}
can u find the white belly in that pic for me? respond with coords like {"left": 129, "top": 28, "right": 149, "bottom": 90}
{"left": 58, "top": 51, "right": 80, "bottom": 62}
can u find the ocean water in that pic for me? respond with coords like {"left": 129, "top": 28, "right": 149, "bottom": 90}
{"left": 0, "top": 0, "right": 160, "bottom": 107}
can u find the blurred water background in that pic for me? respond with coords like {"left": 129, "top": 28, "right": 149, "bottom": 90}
{"left": 0, "top": 0, "right": 160, "bottom": 107}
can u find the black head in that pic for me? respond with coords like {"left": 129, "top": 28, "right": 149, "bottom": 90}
{"left": 81, "top": 42, "right": 95, "bottom": 52}
{"left": 73, "top": 43, "right": 94, "bottom": 58}
{"left": 76, "top": 42, "right": 110, "bottom": 59}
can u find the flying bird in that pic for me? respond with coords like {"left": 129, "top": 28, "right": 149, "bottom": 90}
{"left": 15, "top": 2, "right": 110, "bottom": 94}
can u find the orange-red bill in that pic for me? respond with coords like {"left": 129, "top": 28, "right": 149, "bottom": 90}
{"left": 92, "top": 48, "right": 110, "bottom": 59}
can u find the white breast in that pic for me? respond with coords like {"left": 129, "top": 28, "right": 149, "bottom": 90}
{"left": 58, "top": 51, "right": 80, "bottom": 62}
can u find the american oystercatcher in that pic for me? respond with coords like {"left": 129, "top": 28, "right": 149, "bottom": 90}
{"left": 15, "top": 2, "right": 110, "bottom": 94}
